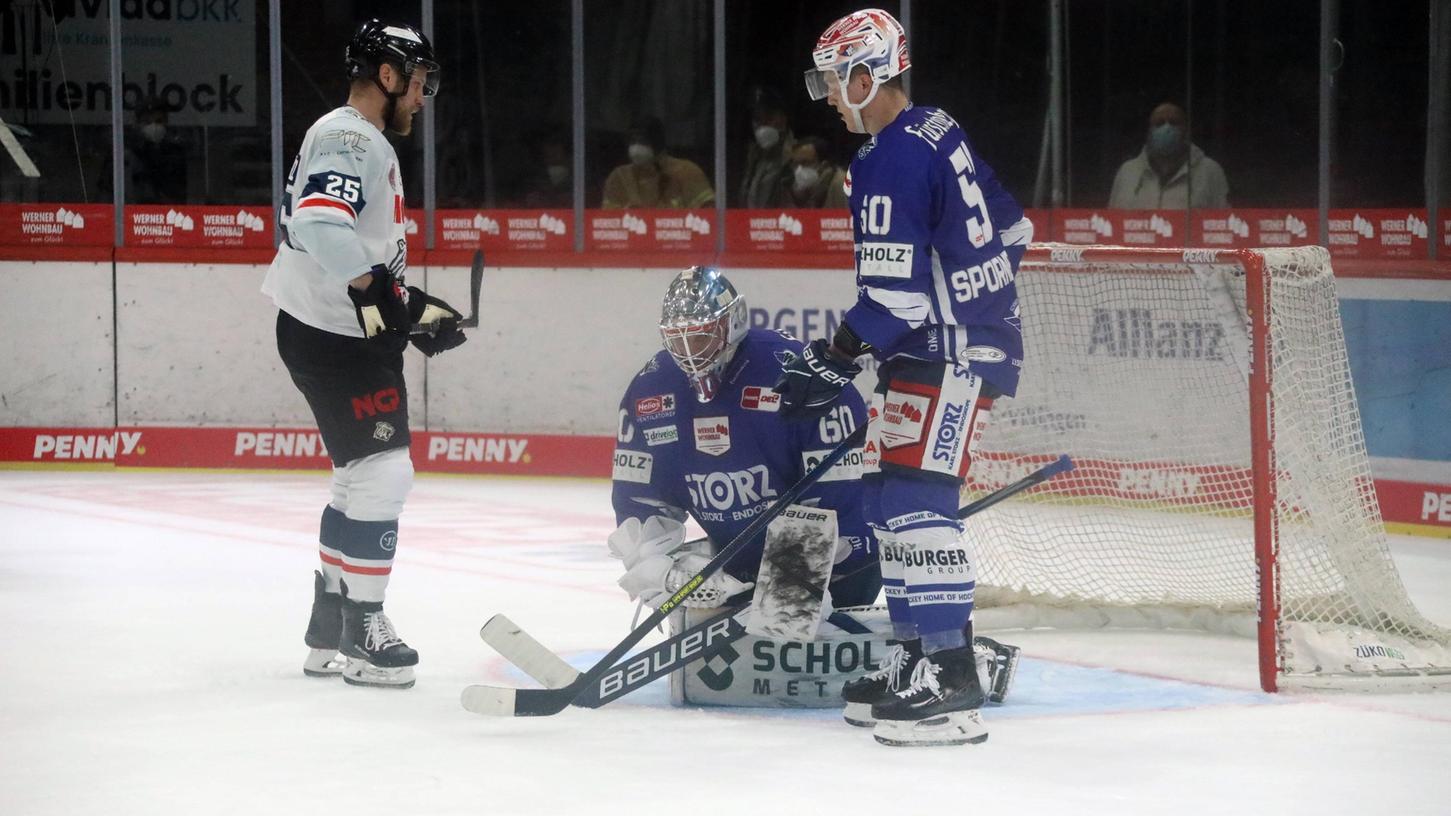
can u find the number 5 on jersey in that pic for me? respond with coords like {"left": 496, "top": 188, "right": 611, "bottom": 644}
{"left": 949, "top": 144, "right": 993, "bottom": 248}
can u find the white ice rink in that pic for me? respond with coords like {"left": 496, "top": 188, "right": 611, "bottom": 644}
{"left": 4, "top": 469, "right": 1450, "bottom": 816}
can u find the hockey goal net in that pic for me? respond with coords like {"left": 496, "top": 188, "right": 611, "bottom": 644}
{"left": 963, "top": 244, "right": 1451, "bottom": 691}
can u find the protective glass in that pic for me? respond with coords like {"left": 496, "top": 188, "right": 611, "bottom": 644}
{"left": 410, "top": 61, "right": 441, "bottom": 97}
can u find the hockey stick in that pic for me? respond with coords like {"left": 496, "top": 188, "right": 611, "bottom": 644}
{"left": 411, "top": 249, "right": 484, "bottom": 334}
{"left": 461, "top": 423, "right": 870, "bottom": 717}
{"left": 479, "top": 454, "right": 1077, "bottom": 708}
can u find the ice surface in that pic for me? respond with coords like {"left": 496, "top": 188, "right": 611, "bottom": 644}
{"left": 2, "top": 470, "right": 1449, "bottom": 815}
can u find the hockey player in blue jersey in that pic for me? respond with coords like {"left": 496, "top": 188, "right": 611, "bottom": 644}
{"left": 776, "top": 9, "right": 1034, "bottom": 746}
{"left": 609, "top": 266, "right": 881, "bottom": 613}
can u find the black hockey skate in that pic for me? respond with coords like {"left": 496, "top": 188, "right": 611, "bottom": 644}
{"left": 840, "top": 638, "right": 923, "bottom": 727}
{"left": 339, "top": 582, "right": 419, "bottom": 689}
{"left": 871, "top": 645, "right": 988, "bottom": 747}
{"left": 303, "top": 571, "right": 346, "bottom": 678}
{"left": 976, "top": 635, "right": 1021, "bottom": 705}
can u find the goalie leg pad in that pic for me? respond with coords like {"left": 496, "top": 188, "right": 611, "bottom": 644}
{"left": 747, "top": 505, "right": 838, "bottom": 641}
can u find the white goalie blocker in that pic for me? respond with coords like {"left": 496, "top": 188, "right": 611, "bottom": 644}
{"left": 669, "top": 505, "right": 1017, "bottom": 708}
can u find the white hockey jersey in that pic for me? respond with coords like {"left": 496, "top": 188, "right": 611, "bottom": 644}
{"left": 262, "top": 106, "right": 408, "bottom": 337}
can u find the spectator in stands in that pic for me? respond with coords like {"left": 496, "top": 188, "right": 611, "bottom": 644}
{"left": 1108, "top": 102, "right": 1228, "bottom": 209}
{"left": 602, "top": 118, "right": 714, "bottom": 209}
{"left": 782, "top": 136, "right": 848, "bottom": 209}
{"left": 737, "top": 87, "right": 794, "bottom": 207}
{"left": 523, "top": 133, "right": 573, "bottom": 208}
{"left": 100, "top": 96, "right": 188, "bottom": 203}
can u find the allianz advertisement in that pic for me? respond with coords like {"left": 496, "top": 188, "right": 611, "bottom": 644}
{"left": 0, "top": 0, "right": 256, "bottom": 126}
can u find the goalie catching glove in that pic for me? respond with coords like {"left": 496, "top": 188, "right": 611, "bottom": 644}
{"left": 608, "top": 516, "right": 752, "bottom": 609}
{"left": 347, "top": 265, "right": 467, "bottom": 357}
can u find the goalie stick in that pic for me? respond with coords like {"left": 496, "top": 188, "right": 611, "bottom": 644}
{"left": 411, "top": 249, "right": 484, "bottom": 334}
{"left": 461, "top": 423, "right": 870, "bottom": 717}
{"left": 474, "top": 454, "right": 1076, "bottom": 709}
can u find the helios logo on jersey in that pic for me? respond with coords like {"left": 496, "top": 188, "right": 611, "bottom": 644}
{"left": 428, "top": 436, "right": 530, "bottom": 464}
{"left": 234, "top": 432, "right": 327, "bottom": 457}
{"left": 880, "top": 392, "right": 930, "bottom": 449}
{"left": 694, "top": 417, "right": 731, "bottom": 456}
{"left": 636, "top": 394, "right": 677, "bottom": 419}
{"left": 32, "top": 432, "right": 143, "bottom": 460}
{"left": 740, "top": 387, "right": 781, "bottom": 412}
{"left": 612, "top": 449, "right": 654, "bottom": 484}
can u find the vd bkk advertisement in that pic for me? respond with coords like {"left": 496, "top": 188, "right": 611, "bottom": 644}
{"left": 0, "top": 0, "right": 256, "bottom": 126}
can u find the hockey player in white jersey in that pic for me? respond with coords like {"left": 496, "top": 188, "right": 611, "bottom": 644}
{"left": 262, "top": 19, "right": 464, "bottom": 689}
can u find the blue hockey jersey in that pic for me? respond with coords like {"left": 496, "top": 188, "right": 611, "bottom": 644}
{"left": 612, "top": 329, "right": 873, "bottom": 583}
{"left": 844, "top": 104, "right": 1033, "bottom": 395}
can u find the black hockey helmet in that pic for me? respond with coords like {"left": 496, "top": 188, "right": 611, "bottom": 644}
{"left": 345, "top": 19, "right": 440, "bottom": 97}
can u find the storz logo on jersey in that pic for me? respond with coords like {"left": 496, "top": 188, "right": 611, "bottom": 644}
{"left": 685, "top": 466, "right": 778, "bottom": 512}
{"left": 858, "top": 242, "right": 914, "bottom": 279}
{"left": 635, "top": 394, "right": 677, "bottom": 419}
{"left": 740, "top": 387, "right": 781, "bottom": 412}
{"left": 693, "top": 417, "right": 731, "bottom": 456}
{"left": 930, "top": 401, "right": 969, "bottom": 466}
{"left": 612, "top": 449, "right": 653, "bottom": 484}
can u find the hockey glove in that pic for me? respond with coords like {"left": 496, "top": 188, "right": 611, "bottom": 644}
{"left": 772, "top": 338, "right": 862, "bottom": 422}
{"left": 405, "top": 286, "right": 468, "bottom": 357}
{"left": 347, "top": 265, "right": 410, "bottom": 353}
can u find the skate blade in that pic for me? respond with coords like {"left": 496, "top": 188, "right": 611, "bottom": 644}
{"left": 303, "top": 648, "right": 346, "bottom": 678}
{"left": 842, "top": 702, "right": 876, "bottom": 728}
{"left": 342, "top": 659, "right": 416, "bottom": 689}
{"left": 990, "top": 646, "right": 1021, "bottom": 705}
{"left": 872, "top": 711, "right": 988, "bottom": 747}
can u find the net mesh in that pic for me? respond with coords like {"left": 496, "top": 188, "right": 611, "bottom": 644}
{"left": 963, "top": 245, "right": 1451, "bottom": 682}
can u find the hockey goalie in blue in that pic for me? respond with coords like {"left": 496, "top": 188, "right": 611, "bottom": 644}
{"left": 610, "top": 266, "right": 881, "bottom": 611}
{"left": 606, "top": 266, "right": 1019, "bottom": 717}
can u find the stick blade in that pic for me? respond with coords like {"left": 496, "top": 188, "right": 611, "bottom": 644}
{"left": 480, "top": 614, "right": 581, "bottom": 689}
{"left": 458, "top": 249, "right": 484, "bottom": 329}
{"left": 460, "top": 683, "right": 518, "bottom": 716}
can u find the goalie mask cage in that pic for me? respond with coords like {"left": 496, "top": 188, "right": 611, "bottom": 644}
{"left": 964, "top": 244, "right": 1451, "bottom": 692}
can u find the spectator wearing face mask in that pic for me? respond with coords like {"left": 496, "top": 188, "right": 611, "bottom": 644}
{"left": 737, "top": 88, "right": 794, "bottom": 208}
{"left": 1108, "top": 102, "right": 1228, "bottom": 209}
{"left": 100, "top": 96, "right": 188, "bottom": 203}
{"left": 602, "top": 117, "right": 715, "bottom": 209}
{"left": 781, "top": 136, "right": 848, "bottom": 209}
{"left": 524, "top": 134, "right": 573, "bottom": 208}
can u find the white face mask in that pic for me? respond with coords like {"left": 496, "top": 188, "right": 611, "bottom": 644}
{"left": 140, "top": 122, "right": 166, "bottom": 144}
{"left": 546, "top": 164, "right": 568, "bottom": 185}
{"left": 628, "top": 143, "right": 655, "bottom": 166}
{"left": 793, "top": 164, "right": 820, "bottom": 192}
{"left": 754, "top": 125, "right": 780, "bottom": 150}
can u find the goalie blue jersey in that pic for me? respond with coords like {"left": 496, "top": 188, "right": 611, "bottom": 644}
{"left": 845, "top": 104, "right": 1033, "bottom": 396}
{"left": 612, "top": 329, "right": 873, "bottom": 584}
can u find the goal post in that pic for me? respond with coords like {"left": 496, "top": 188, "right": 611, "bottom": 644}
{"left": 963, "top": 244, "right": 1451, "bottom": 692}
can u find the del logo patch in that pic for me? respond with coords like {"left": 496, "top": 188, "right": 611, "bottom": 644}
{"left": 693, "top": 416, "right": 731, "bottom": 456}
{"left": 740, "top": 386, "right": 781, "bottom": 412}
